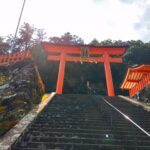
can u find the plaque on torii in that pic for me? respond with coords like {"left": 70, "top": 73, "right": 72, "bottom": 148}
{"left": 42, "top": 42, "right": 127, "bottom": 96}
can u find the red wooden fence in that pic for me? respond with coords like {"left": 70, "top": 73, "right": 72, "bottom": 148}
{"left": 0, "top": 51, "right": 32, "bottom": 66}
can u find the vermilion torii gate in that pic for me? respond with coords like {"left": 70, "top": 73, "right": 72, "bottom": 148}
{"left": 42, "top": 42, "right": 127, "bottom": 96}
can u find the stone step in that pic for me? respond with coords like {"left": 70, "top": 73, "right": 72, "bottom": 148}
{"left": 14, "top": 142, "right": 150, "bottom": 150}
{"left": 25, "top": 131, "right": 150, "bottom": 141}
{"left": 12, "top": 95, "right": 150, "bottom": 150}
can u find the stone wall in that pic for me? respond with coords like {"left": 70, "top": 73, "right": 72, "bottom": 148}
{"left": 0, "top": 60, "right": 44, "bottom": 136}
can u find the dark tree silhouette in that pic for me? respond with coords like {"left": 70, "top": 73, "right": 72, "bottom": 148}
{"left": 49, "top": 32, "right": 84, "bottom": 45}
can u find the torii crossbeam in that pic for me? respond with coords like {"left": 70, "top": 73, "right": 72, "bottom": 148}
{"left": 42, "top": 42, "right": 127, "bottom": 96}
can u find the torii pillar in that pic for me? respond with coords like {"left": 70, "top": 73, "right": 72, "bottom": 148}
{"left": 56, "top": 51, "right": 66, "bottom": 94}
{"left": 104, "top": 52, "right": 115, "bottom": 96}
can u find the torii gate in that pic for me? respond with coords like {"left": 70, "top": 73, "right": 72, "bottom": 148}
{"left": 42, "top": 42, "right": 127, "bottom": 96}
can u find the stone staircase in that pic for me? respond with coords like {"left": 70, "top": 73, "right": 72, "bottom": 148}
{"left": 12, "top": 95, "right": 150, "bottom": 150}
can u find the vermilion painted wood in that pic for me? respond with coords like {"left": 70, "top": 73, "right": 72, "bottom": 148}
{"left": 56, "top": 52, "right": 66, "bottom": 94}
{"left": 42, "top": 43, "right": 126, "bottom": 55}
{"left": 121, "top": 65, "right": 150, "bottom": 97}
{"left": 42, "top": 43, "right": 126, "bottom": 96}
{"left": 129, "top": 73, "right": 150, "bottom": 97}
{"left": 34, "top": 65, "right": 45, "bottom": 91}
{"left": 47, "top": 55, "right": 123, "bottom": 63}
{"left": 0, "top": 51, "right": 32, "bottom": 66}
{"left": 103, "top": 52, "right": 115, "bottom": 96}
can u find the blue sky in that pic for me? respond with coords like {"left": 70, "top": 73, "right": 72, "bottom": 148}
{"left": 0, "top": 0, "right": 150, "bottom": 43}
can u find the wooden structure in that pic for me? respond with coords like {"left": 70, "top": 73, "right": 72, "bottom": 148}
{"left": 42, "top": 43, "right": 127, "bottom": 96}
{"left": 0, "top": 51, "right": 32, "bottom": 66}
{"left": 121, "top": 65, "right": 150, "bottom": 97}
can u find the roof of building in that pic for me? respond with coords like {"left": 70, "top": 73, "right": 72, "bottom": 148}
{"left": 121, "top": 65, "right": 150, "bottom": 90}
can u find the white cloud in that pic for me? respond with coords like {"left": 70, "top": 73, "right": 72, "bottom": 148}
{"left": 0, "top": 0, "right": 149, "bottom": 43}
{"left": 134, "top": 0, "right": 150, "bottom": 42}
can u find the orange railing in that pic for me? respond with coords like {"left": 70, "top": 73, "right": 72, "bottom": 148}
{"left": 0, "top": 51, "right": 32, "bottom": 66}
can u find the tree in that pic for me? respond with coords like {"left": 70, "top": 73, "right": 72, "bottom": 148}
{"left": 99, "top": 39, "right": 113, "bottom": 46}
{"left": 49, "top": 32, "right": 84, "bottom": 45}
{"left": 19, "top": 22, "right": 35, "bottom": 50}
{"left": 61, "top": 32, "right": 84, "bottom": 45}
{"left": 6, "top": 23, "right": 47, "bottom": 53}
{"left": 124, "top": 46, "right": 150, "bottom": 65}
{"left": 34, "top": 28, "right": 47, "bottom": 44}
{"left": 90, "top": 38, "right": 100, "bottom": 46}
{"left": 6, "top": 23, "right": 35, "bottom": 52}
{"left": 48, "top": 37, "right": 62, "bottom": 44}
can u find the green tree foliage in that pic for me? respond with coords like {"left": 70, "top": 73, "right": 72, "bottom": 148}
{"left": 6, "top": 23, "right": 34, "bottom": 52}
{"left": 7, "top": 23, "right": 47, "bottom": 53}
{"left": 90, "top": 38, "right": 100, "bottom": 46}
{"left": 49, "top": 32, "right": 84, "bottom": 45}
{"left": 123, "top": 40, "right": 150, "bottom": 65}
{"left": 100, "top": 39, "right": 113, "bottom": 46}
{"left": 19, "top": 23, "right": 34, "bottom": 50}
